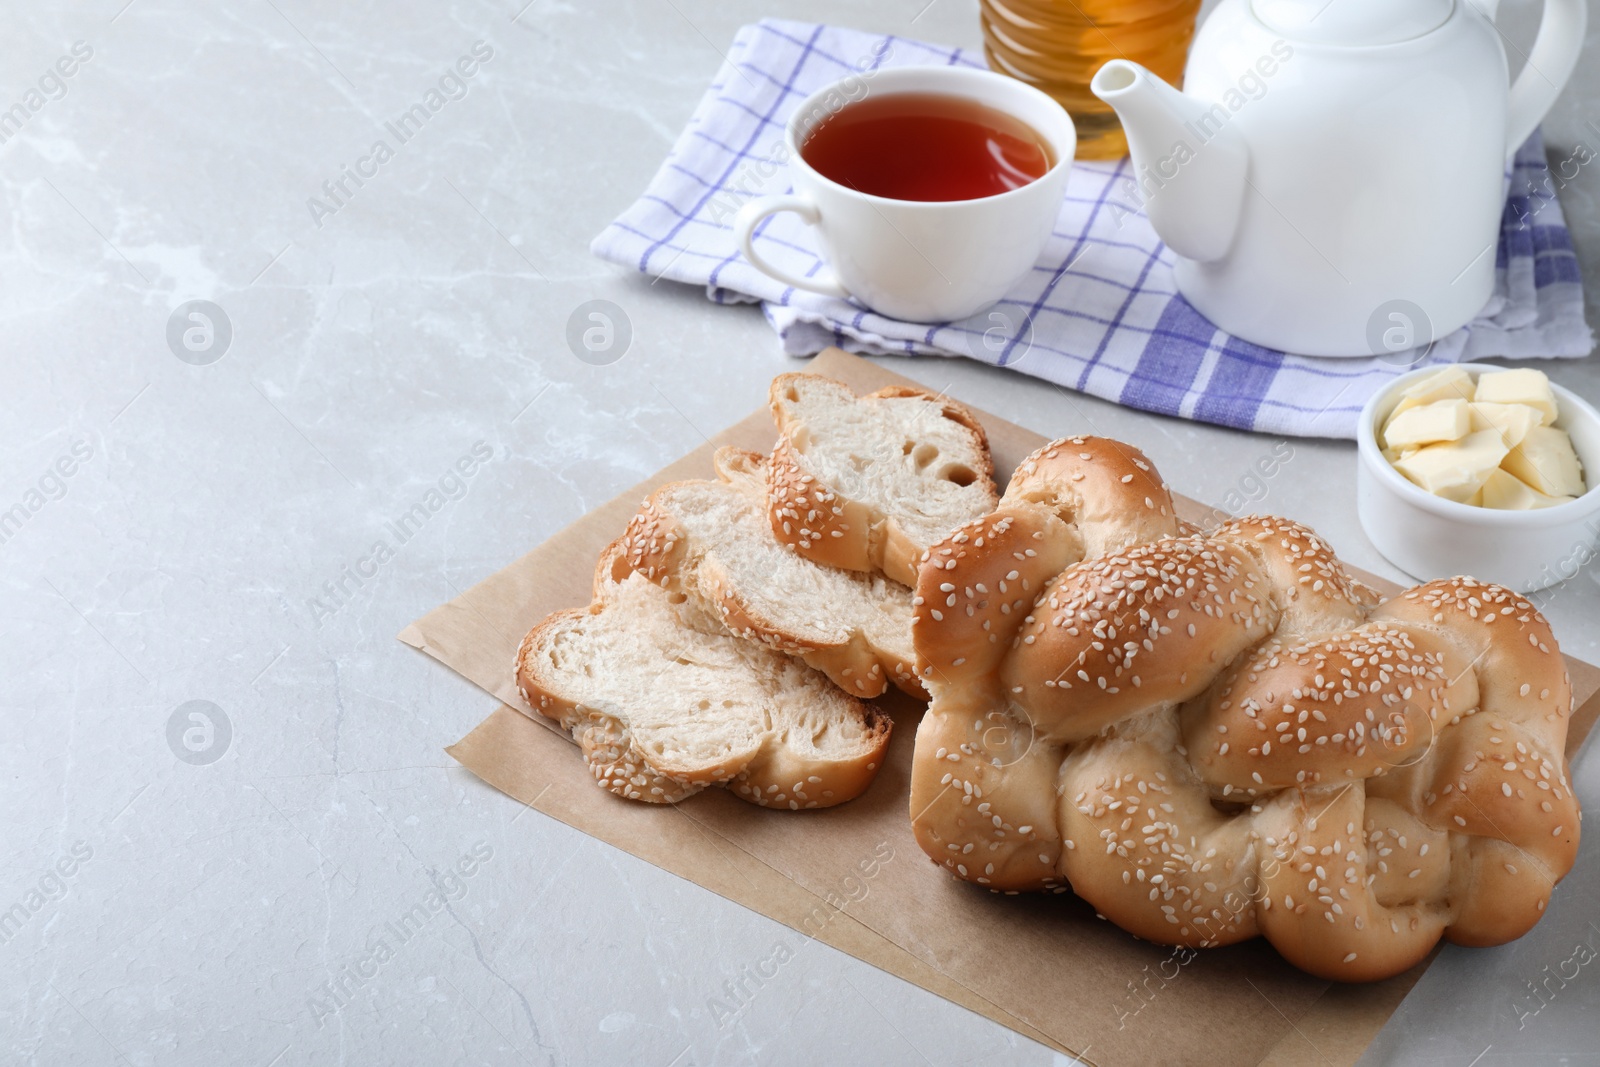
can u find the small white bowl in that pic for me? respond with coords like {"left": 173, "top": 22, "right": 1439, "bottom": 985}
{"left": 1356, "top": 363, "right": 1600, "bottom": 593}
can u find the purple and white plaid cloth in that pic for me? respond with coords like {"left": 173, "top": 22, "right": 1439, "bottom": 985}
{"left": 591, "top": 19, "right": 1594, "bottom": 439}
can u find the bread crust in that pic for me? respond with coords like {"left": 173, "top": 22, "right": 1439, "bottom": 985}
{"left": 1004, "top": 535, "right": 1279, "bottom": 745}
{"left": 1002, "top": 435, "right": 1179, "bottom": 559}
{"left": 515, "top": 601, "right": 715, "bottom": 805}
{"left": 912, "top": 506, "right": 1082, "bottom": 690}
{"left": 612, "top": 447, "right": 921, "bottom": 699}
{"left": 516, "top": 543, "right": 893, "bottom": 809}
{"left": 913, "top": 436, "right": 1182, "bottom": 692}
{"left": 701, "top": 554, "right": 918, "bottom": 696}
{"left": 908, "top": 439, "right": 1581, "bottom": 982}
{"left": 766, "top": 373, "right": 999, "bottom": 586}
{"left": 729, "top": 701, "right": 894, "bottom": 811}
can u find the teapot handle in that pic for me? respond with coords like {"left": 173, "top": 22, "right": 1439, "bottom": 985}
{"left": 1505, "top": 0, "right": 1587, "bottom": 157}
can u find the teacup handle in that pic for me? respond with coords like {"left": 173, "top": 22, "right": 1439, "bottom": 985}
{"left": 733, "top": 194, "right": 851, "bottom": 299}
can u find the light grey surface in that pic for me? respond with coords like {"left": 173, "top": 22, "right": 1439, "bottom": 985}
{"left": 2, "top": 1, "right": 1597, "bottom": 1065}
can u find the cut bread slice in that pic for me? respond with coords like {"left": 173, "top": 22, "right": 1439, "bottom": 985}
{"left": 516, "top": 546, "right": 892, "bottom": 808}
{"left": 766, "top": 373, "right": 999, "bottom": 586}
{"left": 615, "top": 447, "right": 921, "bottom": 698}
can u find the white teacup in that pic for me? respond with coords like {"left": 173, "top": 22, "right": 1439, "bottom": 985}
{"left": 733, "top": 67, "right": 1076, "bottom": 324}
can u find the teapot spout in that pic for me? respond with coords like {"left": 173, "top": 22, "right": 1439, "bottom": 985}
{"left": 1091, "top": 60, "right": 1249, "bottom": 264}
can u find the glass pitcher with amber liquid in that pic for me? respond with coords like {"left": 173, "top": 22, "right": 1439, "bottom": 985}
{"left": 980, "top": 0, "right": 1203, "bottom": 159}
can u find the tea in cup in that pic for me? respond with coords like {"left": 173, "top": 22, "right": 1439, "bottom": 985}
{"left": 734, "top": 66, "right": 1076, "bottom": 323}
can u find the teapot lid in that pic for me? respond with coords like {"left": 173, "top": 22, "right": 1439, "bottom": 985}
{"left": 1251, "top": 0, "right": 1453, "bottom": 45}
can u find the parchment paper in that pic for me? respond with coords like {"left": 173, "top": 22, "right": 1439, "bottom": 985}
{"left": 400, "top": 349, "right": 1600, "bottom": 1066}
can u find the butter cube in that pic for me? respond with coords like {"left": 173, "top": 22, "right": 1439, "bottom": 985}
{"left": 1479, "top": 468, "right": 1575, "bottom": 510}
{"left": 1383, "top": 399, "right": 1470, "bottom": 449}
{"left": 1467, "top": 401, "right": 1542, "bottom": 449}
{"left": 1393, "top": 429, "right": 1509, "bottom": 503}
{"left": 1391, "top": 367, "right": 1475, "bottom": 417}
{"left": 1473, "top": 369, "right": 1558, "bottom": 424}
{"left": 1502, "top": 425, "right": 1587, "bottom": 498}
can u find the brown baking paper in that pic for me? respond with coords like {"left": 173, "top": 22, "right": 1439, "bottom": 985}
{"left": 400, "top": 349, "right": 1600, "bottom": 1067}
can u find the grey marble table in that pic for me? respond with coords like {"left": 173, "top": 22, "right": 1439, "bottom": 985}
{"left": 3, "top": 2, "right": 1598, "bottom": 1065}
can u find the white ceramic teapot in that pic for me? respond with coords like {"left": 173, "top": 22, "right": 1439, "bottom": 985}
{"left": 1090, "top": 0, "right": 1586, "bottom": 357}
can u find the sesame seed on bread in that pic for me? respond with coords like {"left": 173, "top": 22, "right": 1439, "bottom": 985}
{"left": 908, "top": 436, "right": 1581, "bottom": 982}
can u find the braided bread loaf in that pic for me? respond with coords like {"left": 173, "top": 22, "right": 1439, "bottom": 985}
{"left": 910, "top": 436, "right": 1580, "bottom": 981}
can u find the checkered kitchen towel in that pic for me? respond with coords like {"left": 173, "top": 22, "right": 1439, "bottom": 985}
{"left": 592, "top": 19, "right": 1593, "bottom": 438}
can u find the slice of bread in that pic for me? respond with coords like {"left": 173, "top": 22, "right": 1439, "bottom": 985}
{"left": 516, "top": 546, "right": 892, "bottom": 808}
{"left": 615, "top": 447, "right": 921, "bottom": 699}
{"left": 766, "top": 374, "right": 999, "bottom": 586}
